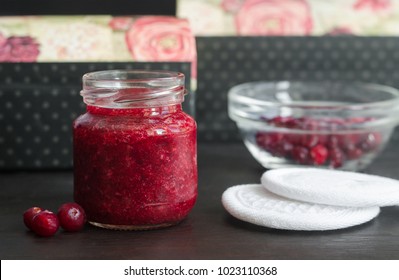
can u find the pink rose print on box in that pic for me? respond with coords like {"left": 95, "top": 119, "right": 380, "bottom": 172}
{"left": 221, "top": 0, "right": 245, "bottom": 13}
{"left": 0, "top": 33, "right": 6, "bottom": 46}
{"left": 235, "top": 0, "right": 313, "bottom": 35}
{"left": 353, "top": 0, "right": 392, "bottom": 12}
{"left": 126, "top": 16, "right": 197, "bottom": 77}
{"left": 0, "top": 34, "right": 40, "bottom": 62}
{"left": 109, "top": 17, "right": 133, "bottom": 31}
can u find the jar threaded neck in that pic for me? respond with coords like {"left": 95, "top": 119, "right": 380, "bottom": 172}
{"left": 81, "top": 70, "right": 186, "bottom": 108}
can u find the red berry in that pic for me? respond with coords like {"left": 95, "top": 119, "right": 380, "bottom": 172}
{"left": 317, "top": 135, "right": 329, "bottom": 146}
{"left": 360, "top": 132, "right": 381, "bottom": 152}
{"left": 310, "top": 144, "right": 329, "bottom": 165}
{"left": 256, "top": 132, "right": 283, "bottom": 151}
{"left": 269, "top": 116, "right": 297, "bottom": 128}
{"left": 279, "top": 139, "right": 294, "bottom": 155}
{"left": 328, "top": 135, "right": 340, "bottom": 148}
{"left": 341, "top": 134, "right": 362, "bottom": 147}
{"left": 330, "top": 147, "right": 344, "bottom": 168}
{"left": 285, "top": 133, "right": 302, "bottom": 145}
{"left": 345, "top": 144, "right": 363, "bottom": 160}
{"left": 31, "top": 210, "right": 59, "bottom": 237}
{"left": 292, "top": 146, "right": 310, "bottom": 164}
{"left": 301, "top": 135, "right": 319, "bottom": 148}
{"left": 23, "top": 206, "right": 43, "bottom": 230}
{"left": 57, "top": 203, "right": 86, "bottom": 232}
{"left": 258, "top": 116, "right": 382, "bottom": 168}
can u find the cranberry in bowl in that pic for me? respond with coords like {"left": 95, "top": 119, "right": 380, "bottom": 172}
{"left": 74, "top": 70, "right": 197, "bottom": 230}
{"left": 228, "top": 81, "right": 399, "bottom": 171}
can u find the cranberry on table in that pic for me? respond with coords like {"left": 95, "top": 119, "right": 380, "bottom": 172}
{"left": 23, "top": 206, "right": 43, "bottom": 230}
{"left": 31, "top": 210, "right": 59, "bottom": 237}
{"left": 57, "top": 203, "right": 86, "bottom": 232}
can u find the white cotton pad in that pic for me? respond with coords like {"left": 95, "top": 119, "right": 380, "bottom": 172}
{"left": 261, "top": 168, "right": 399, "bottom": 208}
{"left": 221, "top": 184, "right": 380, "bottom": 231}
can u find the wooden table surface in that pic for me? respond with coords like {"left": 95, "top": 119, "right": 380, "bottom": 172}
{"left": 1, "top": 143, "right": 399, "bottom": 260}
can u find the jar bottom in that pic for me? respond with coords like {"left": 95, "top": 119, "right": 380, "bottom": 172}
{"left": 89, "top": 221, "right": 180, "bottom": 231}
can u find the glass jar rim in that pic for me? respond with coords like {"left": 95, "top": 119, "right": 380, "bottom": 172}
{"left": 83, "top": 70, "right": 185, "bottom": 89}
{"left": 81, "top": 70, "right": 186, "bottom": 108}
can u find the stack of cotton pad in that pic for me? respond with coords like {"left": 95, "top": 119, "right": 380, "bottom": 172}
{"left": 222, "top": 168, "right": 399, "bottom": 231}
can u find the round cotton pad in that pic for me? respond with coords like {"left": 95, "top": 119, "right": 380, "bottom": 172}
{"left": 222, "top": 184, "right": 380, "bottom": 231}
{"left": 262, "top": 168, "right": 399, "bottom": 207}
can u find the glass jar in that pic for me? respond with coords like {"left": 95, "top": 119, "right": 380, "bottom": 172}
{"left": 73, "top": 70, "right": 197, "bottom": 230}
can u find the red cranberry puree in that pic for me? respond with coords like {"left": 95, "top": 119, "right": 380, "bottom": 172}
{"left": 73, "top": 104, "right": 197, "bottom": 228}
{"left": 256, "top": 116, "right": 382, "bottom": 168}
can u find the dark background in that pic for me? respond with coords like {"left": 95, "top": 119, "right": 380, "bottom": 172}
{"left": 0, "top": 0, "right": 176, "bottom": 15}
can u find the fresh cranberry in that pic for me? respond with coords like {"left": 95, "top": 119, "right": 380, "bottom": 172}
{"left": 269, "top": 138, "right": 293, "bottom": 157}
{"left": 345, "top": 144, "right": 363, "bottom": 160}
{"left": 330, "top": 147, "right": 345, "bottom": 168}
{"left": 349, "top": 148, "right": 363, "bottom": 160}
{"left": 317, "top": 134, "right": 329, "bottom": 146}
{"left": 360, "top": 132, "right": 381, "bottom": 152}
{"left": 310, "top": 144, "right": 329, "bottom": 165}
{"left": 23, "top": 206, "right": 43, "bottom": 230}
{"left": 301, "top": 135, "right": 319, "bottom": 148}
{"left": 57, "top": 203, "right": 86, "bottom": 232}
{"left": 285, "top": 133, "right": 302, "bottom": 145}
{"left": 342, "top": 134, "right": 362, "bottom": 147}
{"left": 268, "top": 116, "right": 297, "bottom": 128}
{"left": 256, "top": 132, "right": 283, "bottom": 151}
{"left": 279, "top": 139, "right": 294, "bottom": 155}
{"left": 31, "top": 210, "right": 59, "bottom": 237}
{"left": 328, "top": 135, "right": 340, "bottom": 148}
{"left": 258, "top": 116, "right": 382, "bottom": 168}
{"left": 292, "top": 146, "right": 310, "bottom": 164}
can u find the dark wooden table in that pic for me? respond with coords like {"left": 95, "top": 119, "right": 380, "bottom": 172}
{"left": 1, "top": 143, "right": 399, "bottom": 260}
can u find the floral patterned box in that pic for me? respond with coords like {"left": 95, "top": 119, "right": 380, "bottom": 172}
{"left": 0, "top": 15, "right": 196, "bottom": 82}
{"left": 177, "top": 0, "right": 399, "bottom": 36}
{"left": 0, "top": 15, "right": 197, "bottom": 111}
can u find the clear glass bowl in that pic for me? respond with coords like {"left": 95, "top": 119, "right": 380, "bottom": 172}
{"left": 228, "top": 81, "right": 399, "bottom": 171}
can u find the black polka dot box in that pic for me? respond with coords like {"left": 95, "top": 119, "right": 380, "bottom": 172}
{"left": 0, "top": 62, "right": 192, "bottom": 170}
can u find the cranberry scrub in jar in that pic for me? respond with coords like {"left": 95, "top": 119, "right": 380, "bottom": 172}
{"left": 73, "top": 70, "right": 197, "bottom": 230}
